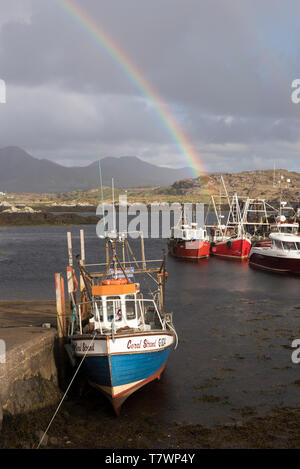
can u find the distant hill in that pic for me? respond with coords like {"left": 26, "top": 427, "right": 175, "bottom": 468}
{"left": 159, "top": 169, "right": 300, "bottom": 203}
{"left": 0, "top": 147, "right": 194, "bottom": 193}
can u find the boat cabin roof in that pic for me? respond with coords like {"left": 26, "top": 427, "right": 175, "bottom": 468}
{"left": 270, "top": 232, "right": 300, "bottom": 243}
{"left": 92, "top": 283, "right": 137, "bottom": 296}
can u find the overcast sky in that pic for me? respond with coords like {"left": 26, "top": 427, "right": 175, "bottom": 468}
{"left": 0, "top": 0, "right": 300, "bottom": 173}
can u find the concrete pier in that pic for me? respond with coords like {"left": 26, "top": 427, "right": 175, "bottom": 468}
{"left": 0, "top": 302, "right": 62, "bottom": 430}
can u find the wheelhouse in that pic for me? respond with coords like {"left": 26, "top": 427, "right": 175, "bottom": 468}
{"left": 69, "top": 282, "right": 166, "bottom": 336}
{"left": 269, "top": 233, "right": 300, "bottom": 253}
{"left": 171, "top": 223, "right": 207, "bottom": 241}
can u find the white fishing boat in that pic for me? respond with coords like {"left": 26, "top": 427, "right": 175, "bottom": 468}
{"left": 249, "top": 231, "right": 300, "bottom": 274}
{"left": 65, "top": 230, "right": 177, "bottom": 415}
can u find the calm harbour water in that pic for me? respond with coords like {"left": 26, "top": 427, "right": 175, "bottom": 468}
{"left": 0, "top": 224, "right": 300, "bottom": 426}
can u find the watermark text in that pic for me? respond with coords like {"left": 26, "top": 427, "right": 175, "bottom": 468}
{"left": 0, "top": 339, "right": 6, "bottom": 363}
{"left": 96, "top": 196, "right": 205, "bottom": 239}
{"left": 0, "top": 79, "right": 6, "bottom": 103}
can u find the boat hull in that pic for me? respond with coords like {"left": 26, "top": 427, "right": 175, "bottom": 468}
{"left": 249, "top": 252, "right": 300, "bottom": 274}
{"left": 71, "top": 331, "right": 175, "bottom": 415}
{"left": 211, "top": 237, "right": 251, "bottom": 259}
{"left": 168, "top": 239, "right": 210, "bottom": 259}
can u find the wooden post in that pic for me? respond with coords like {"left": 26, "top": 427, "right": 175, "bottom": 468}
{"left": 61, "top": 275, "right": 67, "bottom": 335}
{"left": 55, "top": 273, "right": 66, "bottom": 338}
{"left": 80, "top": 229, "right": 85, "bottom": 263}
{"left": 66, "top": 266, "right": 74, "bottom": 299}
{"left": 67, "top": 231, "right": 73, "bottom": 267}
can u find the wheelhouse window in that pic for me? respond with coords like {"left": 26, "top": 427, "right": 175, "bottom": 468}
{"left": 125, "top": 294, "right": 137, "bottom": 320}
{"left": 93, "top": 300, "right": 104, "bottom": 321}
{"left": 274, "top": 240, "right": 282, "bottom": 250}
{"left": 282, "top": 241, "right": 298, "bottom": 251}
{"left": 107, "top": 296, "right": 122, "bottom": 322}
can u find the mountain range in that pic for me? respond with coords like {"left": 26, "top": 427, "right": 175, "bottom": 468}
{"left": 0, "top": 147, "right": 194, "bottom": 193}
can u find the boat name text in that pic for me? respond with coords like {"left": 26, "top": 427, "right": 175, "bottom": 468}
{"left": 127, "top": 338, "right": 161, "bottom": 349}
{"left": 76, "top": 342, "right": 95, "bottom": 352}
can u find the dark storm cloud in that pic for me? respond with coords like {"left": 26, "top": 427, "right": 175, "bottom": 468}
{"left": 0, "top": 0, "right": 300, "bottom": 172}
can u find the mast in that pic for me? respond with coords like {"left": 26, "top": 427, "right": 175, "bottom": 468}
{"left": 112, "top": 177, "right": 116, "bottom": 234}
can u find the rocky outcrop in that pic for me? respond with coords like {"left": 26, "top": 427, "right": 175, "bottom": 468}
{"left": 168, "top": 169, "right": 300, "bottom": 202}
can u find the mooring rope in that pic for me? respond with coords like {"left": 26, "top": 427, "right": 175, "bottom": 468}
{"left": 167, "top": 322, "right": 179, "bottom": 350}
{"left": 36, "top": 332, "right": 97, "bottom": 449}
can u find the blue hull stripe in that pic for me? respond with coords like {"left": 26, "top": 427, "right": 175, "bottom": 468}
{"left": 84, "top": 348, "right": 171, "bottom": 387}
{"left": 84, "top": 356, "right": 111, "bottom": 386}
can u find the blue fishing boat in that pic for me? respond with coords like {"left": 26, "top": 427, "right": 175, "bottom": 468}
{"left": 66, "top": 230, "right": 177, "bottom": 415}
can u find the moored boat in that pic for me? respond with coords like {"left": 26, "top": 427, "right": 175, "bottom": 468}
{"left": 66, "top": 230, "right": 177, "bottom": 415}
{"left": 210, "top": 231, "right": 252, "bottom": 259}
{"left": 207, "top": 190, "right": 252, "bottom": 259}
{"left": 168, "top": 222, "right": 210, "bottom": 260}
{"left": 249, "top": 232, "right": 300, "bottom": 274}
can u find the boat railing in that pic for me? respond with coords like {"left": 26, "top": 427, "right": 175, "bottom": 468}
{"left": 67, "top": 297, "right": 166, "bottom": 337}
{"left": 85, "top": 259, "right": 163, "bottom": 268}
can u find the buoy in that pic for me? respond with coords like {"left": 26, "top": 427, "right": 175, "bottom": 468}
{"left": 102, "top": 278, "right": 128, "bottom": 286}
{"left": 157, "top": 272, "right": 168, "bottom": 279}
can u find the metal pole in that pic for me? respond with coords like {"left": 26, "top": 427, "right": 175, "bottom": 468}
{"left": 80, "top": 229, "right": 85, "bottom": 294}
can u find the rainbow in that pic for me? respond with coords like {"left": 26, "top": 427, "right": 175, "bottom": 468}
{"left": 55, "top": 0, "right": 207, "bottom": 179}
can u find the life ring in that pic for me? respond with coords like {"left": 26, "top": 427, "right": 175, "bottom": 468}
{"left": 226, "top": 240, "right": 232, "bottom": 249}
{"left": 102, "top": 278, "right": 128, "bottom": 286}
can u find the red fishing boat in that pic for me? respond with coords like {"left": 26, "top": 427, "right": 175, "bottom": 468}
{"left": 206, "top": 189, "right": 252, "bottom": 259}
{"left": 210, "top": 229, "right": 252, "bottom": 259}
{"left": 168, "top": 222, "right": 210, "bottom": 260}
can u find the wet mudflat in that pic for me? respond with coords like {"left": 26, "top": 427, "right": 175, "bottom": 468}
{"left": 2, "top": 399, "right": 300, "bottom": 449}
{"left": 1, "top": 225, "right": 300, "bottom": 448}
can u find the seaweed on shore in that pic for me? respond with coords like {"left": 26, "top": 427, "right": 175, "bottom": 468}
{"left": 2, "top": 403, "right": 300, "bottom": 449}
